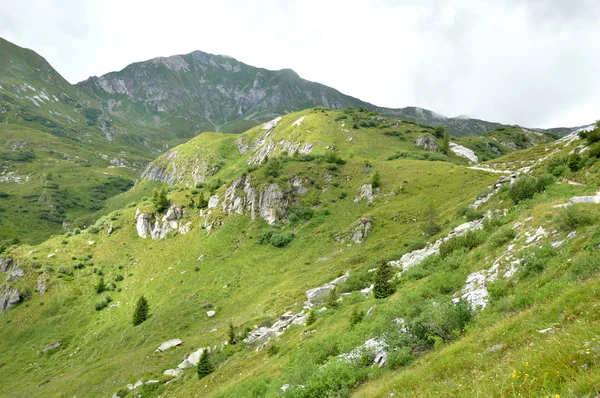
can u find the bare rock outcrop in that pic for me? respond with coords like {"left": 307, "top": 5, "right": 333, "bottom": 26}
{"left": 415, "top": 136, "right": 439, "bottom": 152}
{"left": 0, "top": 285, "right": 20, "bottom": 314}
{"left": 135, "top": 205, "right": 187, "bottom": 239}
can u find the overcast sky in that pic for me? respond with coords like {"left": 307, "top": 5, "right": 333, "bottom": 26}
{"left": 1, "top": 0, "right": 599, "bottom": 128}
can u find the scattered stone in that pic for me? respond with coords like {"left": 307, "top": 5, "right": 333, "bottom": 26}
{"left": 207, "top": 310, "right": 216, "bottom": 317}
{"left": 145, "top": 380, "right": 160, "bottom": 385}
{"left": 163, "top": 368, "right": 182, "bottom": 377}
{"left": 42, "top": 342, "right": 61, "bottom": 353}
{"left": 36, "top": 276, "right": 46, "bottom": 295}
{"left": 155, "top": 339, "right": 183, "bottom": 352}
{"left": 47, "top": 253, "right": 55, "bottom": 259}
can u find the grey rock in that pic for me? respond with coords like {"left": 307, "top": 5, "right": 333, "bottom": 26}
{"left": 37, "top": 276, "right": 46, "bottom": 295}
{"left": 42, "top": 342, "right": 61, "bottom": 353}
{"left": 415, "top": 135, "right": 439, "bottom": 152}
{"left": 163, "top": 368, "right": 183, "bottom": 377}
{"left": 354, "top": 184, "right": 373, "bottom": 202}
{"left": 5, "top": 267, "right": 23, "bottom": 282}
{"left": 0, "top": 257, "right": 12, "bottom": 273}
{"left": 0, "top": 285, "right": 20, "bottom": 314}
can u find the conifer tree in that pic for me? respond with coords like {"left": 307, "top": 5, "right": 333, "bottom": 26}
{"left": 373, "top": 259, "right": 396, "bottom": 299}
{"left": 196, "top": 194, "right": 208, "bottom": 209}
{"left": 371, "top": 171, "right": 381, "bottom": 189}
{"left": 306, "top": 309, "right": 316, "bottom": 326}
{"left": 96, "top": 277, "right": 106, "bottom": 294}
{"left": 152, "top": 186, "right": 169, "bottom": 213}
{"left": 132, "top": 295, "right": 149, "bottom": 326}
{"left": 327, "top": 286, "right": 339, "bottom": 309}
{"left": 228, "top": 322, "right": 236, "bottom": 345}
{"left": 197, "top": 349, "right": 214, "bottom": 379}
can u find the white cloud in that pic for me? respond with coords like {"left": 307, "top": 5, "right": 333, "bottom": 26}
{"left": 1, "top": 0, "right": 599, "bottom": 128}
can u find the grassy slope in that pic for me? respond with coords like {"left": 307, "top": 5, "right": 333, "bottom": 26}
{"left": 0, "top": 109, "right": 598, "bottom": 398}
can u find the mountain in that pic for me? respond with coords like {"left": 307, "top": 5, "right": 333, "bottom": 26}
{"left": 1, "top": 109, "right": 599, "bottom": 397}
{"left": 76, "top": 48, "right": 585, "bottom": 138}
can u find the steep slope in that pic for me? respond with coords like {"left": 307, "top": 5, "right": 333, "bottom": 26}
{"left": 1, "top": 111, "right": 599, "bottom": 397}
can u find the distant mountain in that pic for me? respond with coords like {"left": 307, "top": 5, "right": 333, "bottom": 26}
{"left": 77, "top": 49, "right": 586, "bottom": 138}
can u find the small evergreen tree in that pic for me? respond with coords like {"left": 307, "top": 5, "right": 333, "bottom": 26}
{"left": 434, "top": 125, "right": 445, "bottom": 139}
{"left": 228, "top": 322, "right": 236, "bottom": 345}
{"left": 152, "top": 186, "right": 169, "bottom": 213}
{"left": 188, "top": 197, "right": 195, "bottom": 208}
{"left": 132, "top": 295, "right": 149, "bottom": 326}
{"left": 95, "top": 277, "right": 106, "bottom": 294}
{"left": 371, "top": 171, "right": 381, "bottom": 189}
{"left": 196, "top": 349, "right": 214, "bottom": 379}
{"left": 421, "top": 204, "right": 441, "bottom": 237}
{"left": 327, "top": 286, "right": 339, "bottom": 309}
{"left": 349, "top": 307, "right": 365, "bottom": 327}
{"left": 196, "top": 194, "right": 208, "bottom": 209}
{"left": 441, "top": 131, "right": 450, "bottom": 154}
{"left": 373, "top": 259, "right": 396, "bottom": 299}
{"left": 306, "top": 310, "right": 316, "bottom": 326}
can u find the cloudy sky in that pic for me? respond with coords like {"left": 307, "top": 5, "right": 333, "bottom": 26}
{"left": 1, "top": 0, "right": 599, "bottom": 128}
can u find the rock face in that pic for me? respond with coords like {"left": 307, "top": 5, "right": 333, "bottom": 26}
{"left": 135, "top": 206, "right": 187, "bottom": 239}
{"left": 36, "top": 276, "right": 46, "bottom": 295}
{"left": 449, "top": 142, "right": 478, "bottom": 164}
{"left": 0, "top": 257, "right": 12, "bottom": 273}
{"left": 0, "top": 285, "right": 20, "bottom": 314}
{"left": 415, "top": 136, "right": 439, "bottom": 152}
{"left": 354, "top": 184, "right": 374, "bottom": 202}
{"left": 220, "top": 176, "right": 298, "bottom": 224}
{"left": 5, "top": 267, "right": 23, "bottom": 282}
{"left": 351, "top": 218, "right": 373, "bottom": 243}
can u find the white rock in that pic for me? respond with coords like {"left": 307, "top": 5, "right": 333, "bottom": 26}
{"left": 47, "top": 253, "right": 56, "bottom": 259}
{"left": 155, "top": 339, "right": 183, "bottom": 352}
{"left": 163, "top": 368, "right": 183, "bottom": 377}
{"left": 207, "top": 310, "right": 216, "bottom": 317}
{"left": 449, "top": 142, "right": 478, "bottom": 164}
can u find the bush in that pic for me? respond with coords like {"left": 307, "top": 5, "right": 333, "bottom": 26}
{"left": 267, "top": 344, "right": 279, "bottom": 357}
{"left": 567, "top": 154, "right": 582, "bottom": 171}
{"left": 133, "top": 296, "right": 149, "bottom": 326}
{"left": 270, "top": 231, "right": 294, "bottom": 247}
{"left": 457, "top": 205, "right": 484, "bottom": 221}
{"left": 555, "top": 205, "right": 596, "bottom": 231}
{"left": 588, "top": 143, "right": 600, "bottom": 158}
{"left": 95, "top": 277, "right": 106, "bottom": 294}
{"left": 88, "top": 225, "right": 100, "bottom": 234}
{"left": 488, "top": 227, "right": 516, "bottom": 248}
{"left": 387, "top": 347, "right": 413, "bottom": 370}
{"left": 518, "top": 245, "right": 555, "bottom": 278}
{"left": 306, "top": 310, "right": 316, "bottom": 326}
{"left": 508, "top": 176, "right": 538, "bottom": 203}
{"left": 439, "top": 230, "right": 487, "bottom": 258}
{"left": 152, "top": 186, "right": 169, "bottom": 213}
{"left": 571, "top": 256, "right": 600, "bottom": 280}
{"left": 58, "top": 265, "right": 73, "bottom": 276}
{"left": 409, "top": 299, "right": 474, "bottom": 347}
{"left": 349, "top": 307, "right": 364, "bottom": 327}
{"left": 94, "top": 299, "right": 108, "bottom": 311}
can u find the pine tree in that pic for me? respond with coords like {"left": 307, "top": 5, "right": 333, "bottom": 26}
{"left": 196, "top": 194, "right": 208, "bottom": 209}
{"left": 228, "top": 322, "right": 236, "bottom": 345}
{"left": 306, "top": 310, "right": 316, "bottom": 326}
{"left": 196, "top": 349, "right": 214, "bottom": 379}
{"left": 326, "top": 286, "right": 339, "bottom": 309}
{"left": 373, "top": 259, "right": 396, "bottom": 299}
{"left": 441, "top": 131, "right": 450, "bottom": 154}
{"left": 371, "top": 171, "right": 381, "bottom": 189}
{"left": 132, "top": 295, "right": 149, "bottom": 326}
{"left": 349, "top": 307, "right": 365, "bottom": 327}
{"left": 152, "top": 186, "right": 169, "bottom": 213}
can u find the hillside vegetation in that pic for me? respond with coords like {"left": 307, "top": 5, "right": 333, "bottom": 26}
{"left": 1, "top": 108, "right": 599, "bottom": 397}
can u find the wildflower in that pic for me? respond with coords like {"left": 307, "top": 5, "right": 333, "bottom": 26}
{"left": 582, "top": 363, "right": 588, "bottom": 370}
{"left": 525, "top": 362, "right": 529, "bottom": 367}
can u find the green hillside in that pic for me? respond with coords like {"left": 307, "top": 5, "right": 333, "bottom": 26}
{"left": 1, "top": 108, "right": 599, "bottom": 397}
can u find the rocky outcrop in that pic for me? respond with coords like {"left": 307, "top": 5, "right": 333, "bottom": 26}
{"left": 5, "top": 267, "right": 23, "bottom": 282}
{"left": 354, "top": 184, "right": 374, "bottom": 202}
{"left": 37, "top": 276, "right": 46, "bottom": 295}
{"left": 415, "top": 136, "right": 439, "bottom": 152}
{"left": 0, "top": 257, "right": 12, "bottom": 273}
{"left": 178, "top": 347, "right": 209, "bottom": 369}
{"left": 243, "top": 311, "right": 308, "bottom": 346}
{"left": 0, "top": 285, "right": 20, "bottom": 314}
{"left": 135, "top": 206, "right": 187, "bottom": 239}
{"left": 351, "top": 218, "right": 372, "bottom": 243}
{"left": 449, "top": 142, "right": 478, "bottom": 164}
{"left": 305, "top": 271, "right": 350, "bottom": 307}
{"left": 141, "top": 150, "right": 217, "bottom": 186}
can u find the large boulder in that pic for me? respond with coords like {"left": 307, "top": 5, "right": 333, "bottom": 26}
{"left": 155, "top": 339, "right": 183, "bottom": 352}
{"left": 0, "top": 257, "right": 12, "bottom": 273}
{"left": 415, "top": 136, "right": 439, "bottom": 152}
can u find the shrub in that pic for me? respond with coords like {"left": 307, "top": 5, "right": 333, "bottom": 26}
{"left": 518, "top": 245, "right": 555, "bottom": 278}
{"left": 349, "top": 307, "right": 365, "bottom": 327}
{"left": 228, "top": 322, "right": 236, "bottom": 345}
{"left": 197, "top": 349, "right": 214, "bottom": 379}
{"left": 508, "top": 176, "right": 539, "bottom": 203}
{"left": 488, "top": 227, "right": 516, "bottom": 248}
{"left": 439, "top": 230, "right": 487, "bottom": 258}
{"left": 588, "top": 143, "right": 600, "bottom": 158}
{"left": 58, "top": 265, "right": 73, "bottom": 276}
{"left": 88, "top": 225, "right": 100, "bottom": 234}
{"left": 270, "top": 231, "right": 294, "bottom": 247}
{"left": 555, "top": 205, "right": 596, "bottom": 230}
{"left": 133, "top": 296, "right": 149, "bottom": 326}
{"left": 421, "top": 204, "right": 441, "bottom": 237}
{"left": 94, "top": 299, "right": 108, "bottom": 311}
{"left": 114, "top": 274, "right": 124, "bottom": 282}
{"left": 306, "top": 310, "right": 316, "bottom": 326}
{"left": 338, "top": 271, "right": 372, "bottom": 293}
{"left": 567, "top": 154, "right": 582, "bottom": 171}
{"left": 324, "top": 151, "right": 346, "bottom": 165}
{"left": 571, "top": 256, "right": 600, "bottom": 280}
{"left": 267, "top": 344, "right": 279, "bottom": 357}
{"left": 386, "top": 347, "right": 413, "bottom": 370}
{"left": 327, "top": 286, "right": 339, "bottom": 309}
{"left": 95, "top": 277, "right": 106, "bottom": 294}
